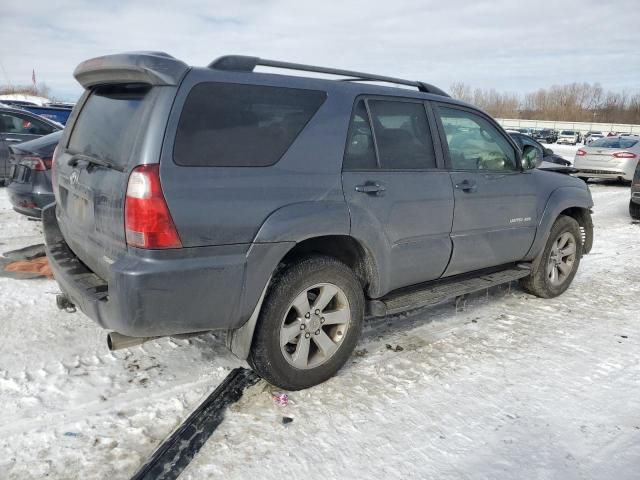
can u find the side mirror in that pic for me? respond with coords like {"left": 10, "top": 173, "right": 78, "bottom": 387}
{"left": 522, "top": 145, "right": 542, "bottom": 170}
{"left": 544, "top": 147, "right": 553, "bottom": 156}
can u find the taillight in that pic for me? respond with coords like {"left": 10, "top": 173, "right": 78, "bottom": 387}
{"left": 19, "top": 156, "right": 52, "bottom": 171}
{"left": 125, "top": 164, "right": 182, "bottom": 249}
{"left": 575, "top": 149, "right": 587, "bottom": 156}
{"left": 613, "top": 151, "right": 637, "bottom": 159}
{"left": 52, "top": 145, "right": 59, "bottom": 196}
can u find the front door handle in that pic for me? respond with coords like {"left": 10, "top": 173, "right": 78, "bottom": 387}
{"left": 355, "top": 182, "right": 386, "bottom": 195}
{"left": 455, "top": 179, "right": 477, "bottom": 193}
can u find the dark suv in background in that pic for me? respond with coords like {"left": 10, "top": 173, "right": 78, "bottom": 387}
{"left": 44, "top": 52, "right": 594, "bottom": 390}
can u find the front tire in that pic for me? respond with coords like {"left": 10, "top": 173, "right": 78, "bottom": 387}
{"left": 520, "top": 215, "right": 583, "bottom": 298}
{"left": 630, "top": 200, "right": 640, "bottom": 220}
{"left": 248, "top": 256, "right": 364, "bottom": 390}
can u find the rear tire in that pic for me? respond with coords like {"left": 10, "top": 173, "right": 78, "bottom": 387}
{"left": 520, "top": 215, "right": 582, "bottom": 298}
{"left": 630, "top": 200, "right": 640, "bottom": 220}
{"left": 248, "top": 255, "right": 364, "bottom": 390}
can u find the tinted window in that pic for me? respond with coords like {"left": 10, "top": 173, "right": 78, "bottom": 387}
{"left": 589, "top": 137, "right": 638, "bottom": 149}
{"left": 343, "top": 100, "right": 377, "bottom": 170}
{"left": 560, "top": 130, "right": 575, "bottom": 135}
{"left": 368, "top": 100, "right": 436, "bottom": 169}
{"left": 68, "top": 84, "right": 150, "bottom": 168}
{"left": 0, "top": 113, "right": 56, "bottom": 135}
{"left": 439, "top": 107, "right": 517, "bottom": 171}
{"left": 174, "top": 83, "right": 326, "bottom": 167}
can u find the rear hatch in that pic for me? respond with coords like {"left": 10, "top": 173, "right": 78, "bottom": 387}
{"left": 53, "top": 52, "right": 188, "bottom": 280}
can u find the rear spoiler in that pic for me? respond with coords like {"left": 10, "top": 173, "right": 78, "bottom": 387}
{"left": 73, "top": 51, "right": 189, "bottom": 88}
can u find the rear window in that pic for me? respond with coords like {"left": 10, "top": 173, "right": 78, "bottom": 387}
{"left": 560, "top": 130, "right": 575, "bottom": 135}
{"left": 174, "top": 82, "right": 326, "bottom": 167}
{"left": 589, "top": 137, "right": 638, "bottom": 149}
{"left": 67, "top": 84, "right": 150, "bottom": 169}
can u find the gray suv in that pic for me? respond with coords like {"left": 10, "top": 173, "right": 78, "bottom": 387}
{"left": 44, "top": 52, "right": 594, "bottom": 390}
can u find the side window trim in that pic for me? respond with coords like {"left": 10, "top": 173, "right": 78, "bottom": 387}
{"left": 433, "top": 102, "right": 522, "bottom": 172}
{"left": 342, "top": 97, "right": 378, "bottom": 172}
{"left": 362, "top": 98, "right": 382, "bottom": 169}
{"left": 423, "top": 101, "right": 446, "bottom": 169}
{"left": 365, "top": 95, "right": 440, "bottom": 172}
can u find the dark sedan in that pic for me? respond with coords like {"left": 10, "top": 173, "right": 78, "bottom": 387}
{"left": 7, "top": 130, "right": 62, "bottom": 218}
{"left": 1, "top": 104, "right": 62, "bottom": 185}
{"left": 508, "top": 131, "right": 572, "bottom": 167}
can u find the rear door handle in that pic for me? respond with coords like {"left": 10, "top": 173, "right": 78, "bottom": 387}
{"left": 355, "top": 182, "right": 386, "bottom": 195}
{"left": 455, "top": 179, "right": 477, "bottom": 193}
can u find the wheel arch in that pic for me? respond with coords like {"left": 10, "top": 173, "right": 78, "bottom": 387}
{"left": 524, "top": 186, "right": 594, "bottom": 261}
{"left": 228, "top": 234, "right": 380, "bottom": 360}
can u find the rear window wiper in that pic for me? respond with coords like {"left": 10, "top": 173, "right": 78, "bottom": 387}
{"left": 67, "top": 154, "right": 124, "bottom": 172}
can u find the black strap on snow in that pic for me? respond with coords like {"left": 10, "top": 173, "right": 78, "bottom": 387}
{"left": 130, "top": 367, "right": 260, "bottom": 480}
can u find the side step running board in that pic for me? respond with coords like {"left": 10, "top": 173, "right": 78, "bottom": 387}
{"left": 367, "top": 264, "right": 531, "bottom": 317}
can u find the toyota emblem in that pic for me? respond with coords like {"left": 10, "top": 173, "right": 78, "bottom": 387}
{"left": 69, "top": 171, "right": 79, "bottom": 185}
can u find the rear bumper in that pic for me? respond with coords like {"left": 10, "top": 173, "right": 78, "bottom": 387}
{"left": 7, "top": 183, "right": 54, "bottom": 218}
{"left": 574, "top": 158, "right": 637, "bottom": 181}
{"left": 43, "top": 203, "right": 284, "bottom": 337}
{"left": 574, "top": 168, "right": 634, "bottom": 181}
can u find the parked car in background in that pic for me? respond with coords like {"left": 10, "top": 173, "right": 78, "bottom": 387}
{"left": 0, "top": 104, "right": 62, "bottom": 185}
{"left": 557, "top": 130, "right": 579, "bottom": 145}
{"left": 584, "top": 131, "right": 603, "bottom": 144}
{"left": 574, "top": 136, "right": 640, "bottom": 182}
{"left": 586, "top": 133, "right": 604, "bottom": 145}
{"left": 7, "top": 130, "right": 62, "bottom": 217}
{"left": 508, "top": 131, "right": 572, "bottom": 167}
{"left": 630, "top": 161, "right": 640, "bottom": 219}
{"left": 532, "top": 128, "right": 557, "bottom": 144}
{"left": 18, "top": 105, "right": 73, "bottom": 125}
{"left": 516, "top": 127, "right": 535, "bottom": 136}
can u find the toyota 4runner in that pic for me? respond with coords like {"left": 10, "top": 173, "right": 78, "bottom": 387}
{"left": 44, "top": 52, "right": 594, "bottom": 390}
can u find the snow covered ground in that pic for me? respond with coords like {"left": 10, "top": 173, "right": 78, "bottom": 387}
{"left": 1, "top": 155, "right": 639, "bottom": 479}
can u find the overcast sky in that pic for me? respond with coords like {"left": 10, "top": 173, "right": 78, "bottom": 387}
{"left": 1, "top": 0, "right": 639, "bottom": 101}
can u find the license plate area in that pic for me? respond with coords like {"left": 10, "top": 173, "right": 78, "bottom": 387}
{"left": 61, "top": 184, "right": 94, "bottom": 227}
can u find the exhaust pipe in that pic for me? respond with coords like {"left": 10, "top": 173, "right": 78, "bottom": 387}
{"left": 107, "top": 332, "right": 159, "bottom": 351}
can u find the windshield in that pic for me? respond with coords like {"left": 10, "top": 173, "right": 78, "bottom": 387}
{"left": 589, "top": 137, "right": 638, "bottom": 149}
{"left": 67, "top": 84, "right": 150, "bottom": 168}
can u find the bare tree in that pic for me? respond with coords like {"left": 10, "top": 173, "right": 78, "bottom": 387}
{"left": 449, "top": 81, "right": 640, "bottom": 123}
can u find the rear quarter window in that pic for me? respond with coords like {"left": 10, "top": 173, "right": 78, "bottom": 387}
{"left": 173, "top": 82, "right": 326, "bottom": 167}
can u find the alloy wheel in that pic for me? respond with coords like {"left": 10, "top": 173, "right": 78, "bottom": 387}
{"left": 280, "top": 283, "right": 351, "bottom": 370}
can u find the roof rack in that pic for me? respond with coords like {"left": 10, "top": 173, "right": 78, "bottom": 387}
{"left": 208, "top": 55, "right": 449, "bottom": 97}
